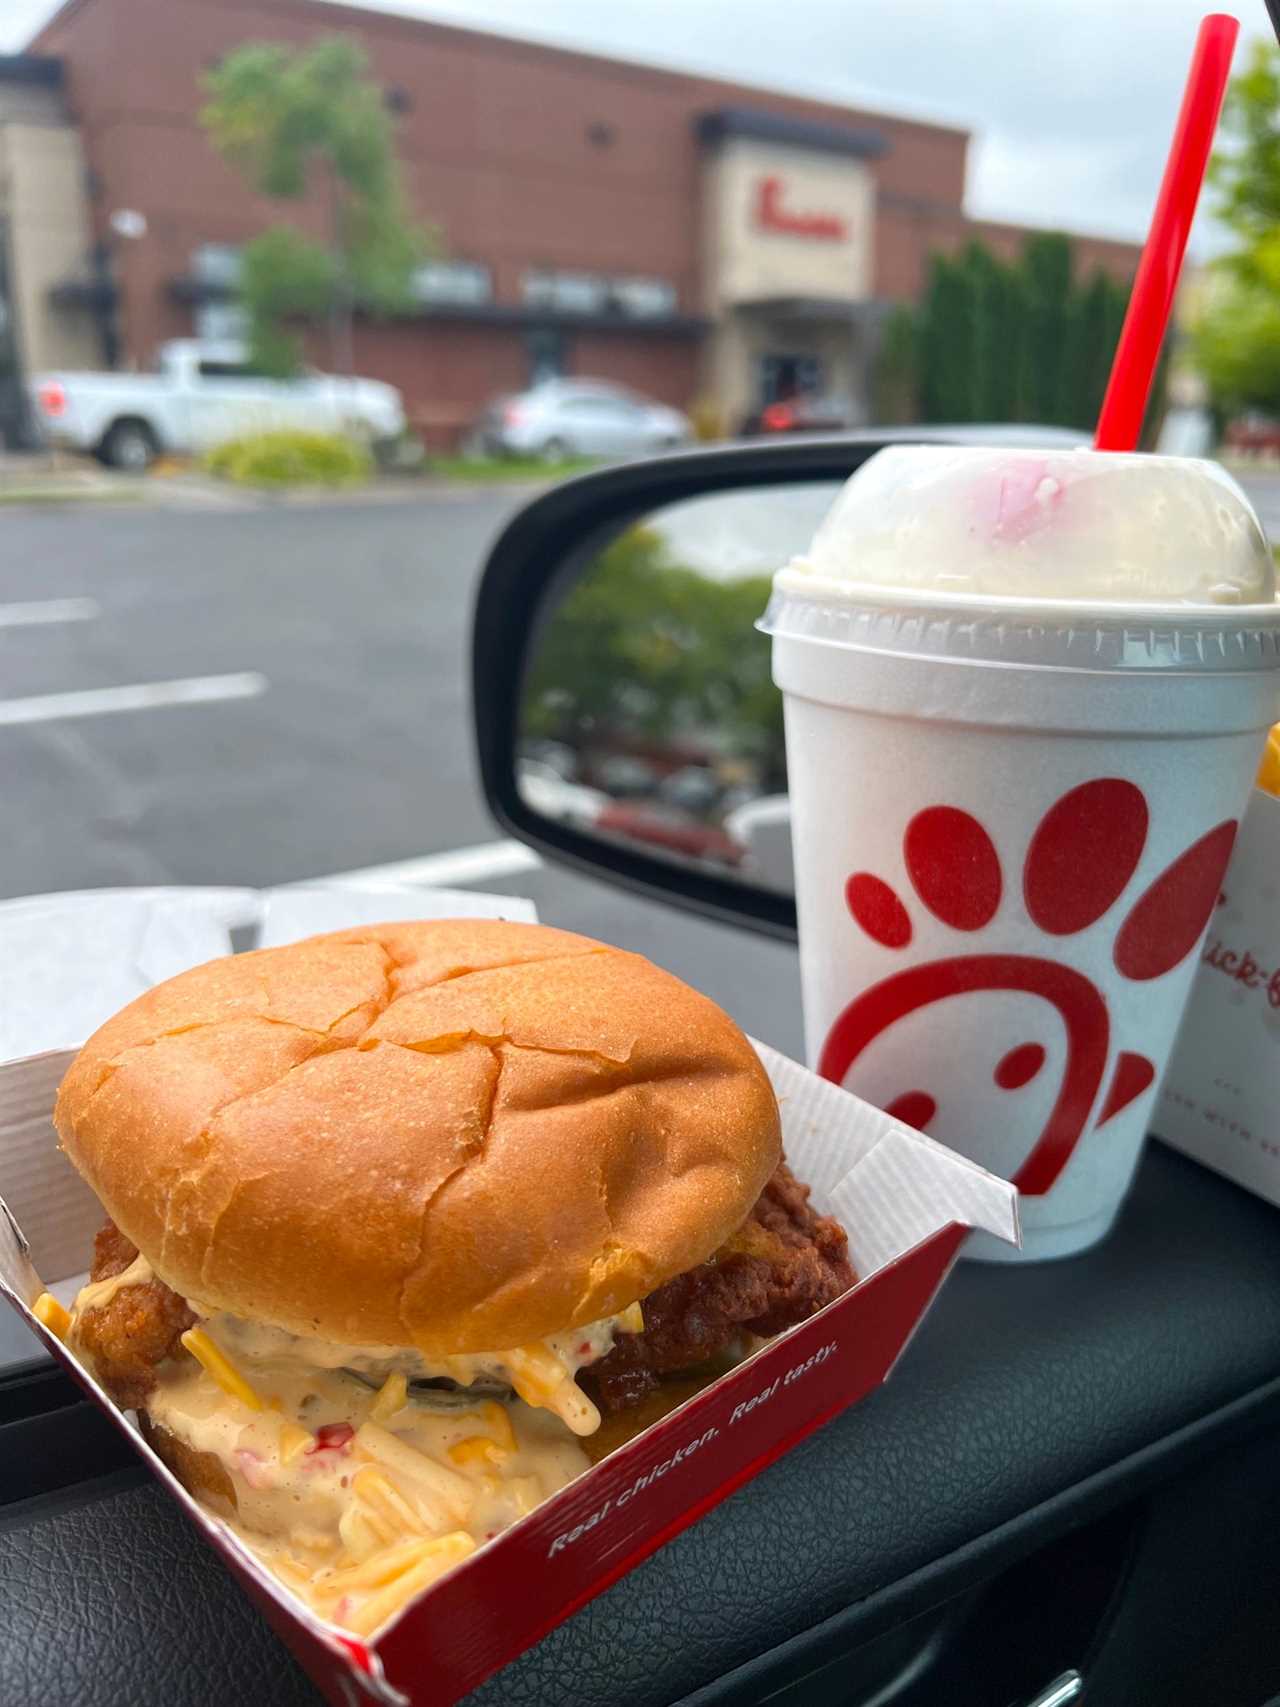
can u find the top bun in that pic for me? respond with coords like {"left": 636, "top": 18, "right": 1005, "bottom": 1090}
{"left": 55, "top": 920, "right": 780, "bottom": 1353}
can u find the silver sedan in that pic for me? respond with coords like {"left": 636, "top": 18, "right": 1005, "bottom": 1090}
{"left": 477, "top": 379, "right": 691, "bottom": 461}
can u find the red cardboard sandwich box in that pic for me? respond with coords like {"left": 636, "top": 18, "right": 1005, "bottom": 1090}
{"left": 0, "top": 886, "right": 1018, "bottom": 1707}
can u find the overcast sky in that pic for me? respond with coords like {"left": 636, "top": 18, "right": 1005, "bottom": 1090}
{"left": 5, "top": 0, "right": 1275, "bottom": 251}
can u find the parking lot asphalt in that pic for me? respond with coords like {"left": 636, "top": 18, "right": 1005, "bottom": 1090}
{"left": 0, "top": 485, "right": 806, "bottom": 1053}
{"left": 5, "top": 466, "right": 1279, "bottom": 1056}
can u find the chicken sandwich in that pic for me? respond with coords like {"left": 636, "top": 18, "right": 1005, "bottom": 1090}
{"left": 46, "top": 920, "right": 853, "bottom": 1635}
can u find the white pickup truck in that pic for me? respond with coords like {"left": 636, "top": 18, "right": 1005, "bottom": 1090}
{"left": 29, "top": 340, "right": 407, "bottom": 469}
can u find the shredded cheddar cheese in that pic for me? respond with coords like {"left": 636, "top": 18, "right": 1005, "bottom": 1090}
{"left": 481, "top": 1399, "right": 517, "bottom": 1453}
{"left": 355, "top": 1423, "right": 471, "bottom": 1523}
{"left": 618, "top": 1301, "right": 644, "bottom": 1335}
{"left": 506, "top": 1342, "right": 569, "bottom": 1405}
{"left": 191, "top": 1299, "right": 638, "bottom": 1431}
{"left": 87, "top": 1291, "right": 642, "bottom": 1638}
{"left": 180, "top": 1328, "right": 264, "bottom": 1411}
{"left": 503, "top": 1475, "right": 544, "bottom": 1517}
{"left": 1260, "top": 724, "right": 1280, "bottom": 799}
{"left": 33, "top": 1292, "right": 71, "bottom": 1340}
{"left": 292, "top": 1528, "right": 339, "bottom": 1557}
{"left": 339, "top": 1503, "right": 393, "bottom": 1560}
{"left": 317, "top": 1534, "right": 450, "bottom": 1596}
{"left": 497, "top": 1343, "right": 602, "bottom": 1434}
{"left": 448, "top": 1435, "right": 504, "bottom": 1468}
{"left": 278, "top": 1423, "right": 312, "bottom": 1465}
{"left": 368, "top": 1370, "right": 408, "bottom": 1424}
{"left": 352, "top": 1466, "right": 425, "bottom": 1538}
{"left": 342, "top": 1533, "right": 476, "bottom": 1638}
{"left": 271, "top": 1554, "right": 319, "bottom": 1592}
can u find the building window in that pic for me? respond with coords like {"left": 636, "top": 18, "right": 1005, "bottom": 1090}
{"left": 521, "top": 270, "right": 677, "bottom": 319}
{"left": 413, "top": 260, "right": 493, "bottom": 306}
{"left": 195, "top": 302, "right": 249, "bottom": 342}
{"left": 196, "top": 357, "right": 267, "bottom": 380}
{"left": 193, "top": 243, "right": 242, "bottom": 288}
{"left": 522, "top": 270, "right": 607, "bottom": 315}
{"left": 609, "top": 277, "right": 676, "bottom": 319}
{"left": 190, "top": 246, "right": 247, "bottom": 342}
{"left": 192, "top": 247, "right": 492, "bottom": 321}
{"left": 758, "top": 352, "right": 825, "bottom": 407}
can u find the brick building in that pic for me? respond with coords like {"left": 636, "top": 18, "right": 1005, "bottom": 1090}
{"left": 3, "top": 0, "right": 1143, "bottom": 445}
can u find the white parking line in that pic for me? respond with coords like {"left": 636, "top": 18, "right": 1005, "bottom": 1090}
{"left": 0, "top": 598, "right": 100, "bottom": 629}
{"left": 318, "top": 839, "right": 542, "bottom": 889}
{"left": 0, "top": 671, "right": 268, "bottom": 727}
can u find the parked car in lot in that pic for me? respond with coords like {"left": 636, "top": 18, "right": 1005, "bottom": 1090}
{"left": 514, "top": 757, "right": 607, "bottom": 828}
{"left": 475, "top": 379, "right": 691, "bottom": 461}
{"left": 1223, "top": 412, "right": 1280, "bottom": 458}
{"left": 29, "top": 340, "right": 407, "bottom": 469}
{"left": 594, "top": 799, "right": 744, "bottom": 867}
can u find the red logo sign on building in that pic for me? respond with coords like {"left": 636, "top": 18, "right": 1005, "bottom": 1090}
{"left": 754, "top": 175, "right": 847, "bottom": 241}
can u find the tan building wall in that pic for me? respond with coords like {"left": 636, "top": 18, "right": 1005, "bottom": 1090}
{"left": 0, "top": 120, "right": 98, "bottom": 374}
{"left": 703, "top": 137, "right": 874, "bottom": 312}
{"left": 701, "top": 134, "right": 875, "bottom": 423}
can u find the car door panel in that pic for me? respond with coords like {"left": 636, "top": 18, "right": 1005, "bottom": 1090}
{"left": 187, "top": 369, "right": 269, "bottom": 451}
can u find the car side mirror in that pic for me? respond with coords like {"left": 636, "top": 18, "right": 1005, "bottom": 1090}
{"left": 473, "top": 434, "right": 909, "bottom": 938}
{"left": 471, "top": 429, "right": 1060, "bottom": 939}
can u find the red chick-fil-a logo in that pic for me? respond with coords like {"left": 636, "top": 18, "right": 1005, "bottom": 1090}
{"left": 1201, "top": 896, "right": 1280, "bottom": 1010}
{"left": 754, "top": 175, "right": 848, "bottom": 240}
{"left": 819, "top": 781, "right": 1240, "bottom": 1197}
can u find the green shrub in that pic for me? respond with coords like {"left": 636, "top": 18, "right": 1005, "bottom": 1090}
{"left": 203, "top": 430, "right": 373, "bottom": 488}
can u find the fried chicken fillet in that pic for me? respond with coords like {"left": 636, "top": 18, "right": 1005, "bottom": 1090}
{"left": 76, "top": 1162, "right": 853, "bottom": 1417}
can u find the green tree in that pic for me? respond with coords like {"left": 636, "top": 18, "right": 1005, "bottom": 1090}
{"left": 967, "top": 241, "right": 1022, "bottom": 422}
{"left": 917, "top": 253, "right": 974, "bottom": 422}
{"left": 1194, "top": 276, "right": 1280, "bottom": 415}
{"left": 1060, "top": 268, "right": 1126, "bottom": 431}
{"left": 523, "top": 528, "right": 783, "bottom": 782}
{"left": 1196, "top": 39, "right": 1280, "bottom": 417}
{"left": 1208, "top": 38, "right": 1280, "bottom": 262}
{"left": 872, "top": 303, "right": 918, "bottom": 424}
{"left": 201, "top": 37, "right": 430, "bottom": 376}
{"left": 877, "top": 233, "right": 1138, "bottom": 433}
{"left": 1019, "top": 232, "right": 1073, "bottom": 425}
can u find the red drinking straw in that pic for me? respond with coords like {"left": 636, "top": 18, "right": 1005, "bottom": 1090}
{"left": 1093, "top": 13, "right": 1239, "bottom": 451}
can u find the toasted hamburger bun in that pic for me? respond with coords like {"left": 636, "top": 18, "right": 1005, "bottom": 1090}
{"left": 55, "top": 920, "right": 780, "bottom": 1354}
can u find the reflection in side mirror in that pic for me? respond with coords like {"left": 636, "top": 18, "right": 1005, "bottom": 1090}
{"left": 516, "top": 482, "right": 838, "bottom": 899}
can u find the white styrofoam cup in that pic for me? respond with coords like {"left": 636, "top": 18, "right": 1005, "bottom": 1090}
{"left": 766, "top": 563, "right": 1280, "bottom": 1260}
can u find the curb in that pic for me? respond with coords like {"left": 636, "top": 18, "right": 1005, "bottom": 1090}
{"left": 0, "top": 476, "right": 557, "bottom": 512}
